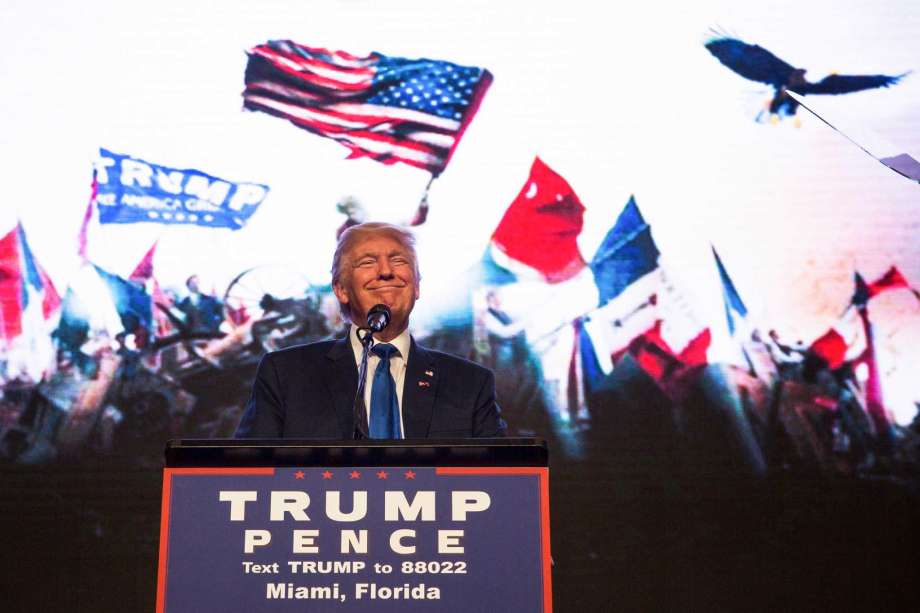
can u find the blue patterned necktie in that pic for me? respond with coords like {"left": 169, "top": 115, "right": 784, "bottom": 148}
{"left": 369, "top": 343, "right": 402, "bottom": 439}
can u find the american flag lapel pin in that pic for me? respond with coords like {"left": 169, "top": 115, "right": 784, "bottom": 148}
{"left": 418, "top": 380, "right": 430, "bottom": 388}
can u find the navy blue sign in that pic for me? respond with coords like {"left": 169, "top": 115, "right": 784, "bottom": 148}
{"left": 95, "top": 148, "right": 269, "bottom": 230}
{"left": 157, "top": 466, "right": 551, "bottom": 612}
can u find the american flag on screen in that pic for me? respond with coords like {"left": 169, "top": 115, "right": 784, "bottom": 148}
{"left": 242, "top": 40, "right": 493, "bottom": 175}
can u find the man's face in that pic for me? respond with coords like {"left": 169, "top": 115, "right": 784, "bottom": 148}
{"left": 333, "top": 234, "right": 420, "bottom": 339}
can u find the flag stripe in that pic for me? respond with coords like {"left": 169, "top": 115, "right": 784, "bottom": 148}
{"left": 329, "top": 102, "right": 461, "bottom": 132}
{"left": 278, "top": 40, "right": 378, "bottom": 68}
{"left": 245, "top": 91, "right": 459, "bottom": 139}
{"left": 244, "top": 107, "right": 442, "bottom": 170}
{"left": 244, "top": 54, "right": 368, "bottom": 102}
{"left": 244, "top": 95, "right": 451, "bottom": 156}
{"left": 252, "top": 46, "right": 376, "bottom": 84}
{"left": 0, "top": 224, "right": 60, "bottom": 344}
{"left": 251, "top": 47, "right": 374, "bottom": 90}
{"left": 245, "top": 66, "right": 463, "bottom": 131}
{"left": 244, "top": 83, "right": 454, "bottom": 171}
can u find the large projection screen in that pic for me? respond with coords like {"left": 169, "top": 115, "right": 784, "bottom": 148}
{"left": 1, "top": 1, "right": 918, "bottom": 611}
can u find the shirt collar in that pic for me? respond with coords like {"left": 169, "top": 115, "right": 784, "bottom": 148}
{"left": 348, "top": 324, "right": 411, "bottom": 361}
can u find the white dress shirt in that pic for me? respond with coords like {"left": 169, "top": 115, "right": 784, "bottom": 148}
{"left": 348, "top": 324, "right": 410, "bottom": 435}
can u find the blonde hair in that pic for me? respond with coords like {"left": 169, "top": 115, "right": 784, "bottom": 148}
{"left": 330, "top": 222, "right": 420, "bottom": 322}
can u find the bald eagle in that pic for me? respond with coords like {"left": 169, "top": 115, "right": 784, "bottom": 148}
{"left": 705, "top": 35, "right": 907, "bottom": 121}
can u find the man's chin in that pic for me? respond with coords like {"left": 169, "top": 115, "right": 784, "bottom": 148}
{"left": 367, "top": 289, "right": 407, "bottom": 301}
{"left": 356, "top": 303, "right": 409, "bottom": 323}
{"left": 366, "top": 291, "right": 411, "bottom": 308}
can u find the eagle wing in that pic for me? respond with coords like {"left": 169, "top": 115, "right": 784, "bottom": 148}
{"left": 801, "top": 72, "right": 907, "bottom": 95}
{"left": 705, "top": 36, "right": 797, "bottom": 87}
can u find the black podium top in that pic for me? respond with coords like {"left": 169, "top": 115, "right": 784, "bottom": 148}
{"left": 165, "top": 438, "right": 547, "bottom": 468}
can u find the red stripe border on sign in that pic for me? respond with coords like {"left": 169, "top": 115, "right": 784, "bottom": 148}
{"left": 436, "top": 466, "right": 552, "bottom": 612}
{"left": 155, "top": 467, "right": 275, "bottom": 613}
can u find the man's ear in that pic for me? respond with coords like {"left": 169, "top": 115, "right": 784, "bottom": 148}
{"left": 332, "top": 282, "right": 349, "bottom": 305}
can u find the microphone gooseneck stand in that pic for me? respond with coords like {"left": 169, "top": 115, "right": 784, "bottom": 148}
{"left": 351, "top": 304, "right": 392, "bottom": 440}
{"left": 352, "top": 326, "right": 374, "bottom": 439}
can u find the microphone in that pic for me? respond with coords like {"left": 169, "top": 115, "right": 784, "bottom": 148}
{"left": 352, "top": 304, "right": 390, "bottom": 439}
{"left": 366, "top": 304, "right": 391, "bottom": 332}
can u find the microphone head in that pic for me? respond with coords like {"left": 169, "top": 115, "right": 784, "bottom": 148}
{"left": 366, "top": 304, "right": 391, "bottom": 332}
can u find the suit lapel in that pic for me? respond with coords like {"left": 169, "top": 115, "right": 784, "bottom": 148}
{"left": 402, "top": 338, "right": 437, "bottom": 438}
{"left": 325, "top": 335, "right": 359, "bottom": 438}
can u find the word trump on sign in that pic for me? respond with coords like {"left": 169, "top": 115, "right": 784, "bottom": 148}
{"left": 94, "top": 148, "right": 269, "bottom": 230}
{"left": 219, "top": 489, "right": 491, "bottom": 554}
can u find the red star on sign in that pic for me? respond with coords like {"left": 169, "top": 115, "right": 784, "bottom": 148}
{"left": 294, "top": 470, "right": 305, "bottom": 479}
{"left": 376, "top": 470, "right": 388, "bottom": 479}
{"left": 321, "top": 470, "right": 333, "bottom": 480}
{"left": 349, "top": 470, "right": 361, "bottom": 479}
{"left": 404, "top": 470, "right": 416, "bottom": 480}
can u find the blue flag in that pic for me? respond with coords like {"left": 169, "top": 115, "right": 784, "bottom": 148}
{"left": 577, "top": 318, "right": 605, "bottom": 394}
{"left": 54, "top": 265, "right": 152, "bottom": 363}
{"left": 94, "top": 149, "right": 269, "bottom": 230}
{"left": 589, "top": 196, "right": 660, "bottom": 306}
{"left": 711, "top": 246, "right": 748, "bottom": 335}
{"left": 93, "top": 265, "right": 153, "bottom": 333}
{"left": 851, "top": 271, "right": 871, "bottom": 307}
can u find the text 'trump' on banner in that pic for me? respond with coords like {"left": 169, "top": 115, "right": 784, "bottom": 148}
{"left": 94, "top": 148, "right": 269, "bottom": 230}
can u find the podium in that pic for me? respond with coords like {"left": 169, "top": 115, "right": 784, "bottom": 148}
{"left": 156, "top": 438, "right": 552, "bottom": 611}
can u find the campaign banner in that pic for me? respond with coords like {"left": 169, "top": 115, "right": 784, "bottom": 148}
{"left": 94, "top": 148, "right": 269, "bottom": 230}
{"left": 157, "top": 466, "right": 551, "bottom": 612}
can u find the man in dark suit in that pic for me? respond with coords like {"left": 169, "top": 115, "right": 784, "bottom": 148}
{"left": 235, "top": 222, "right": 506, "bottom": 439}
{"left": 176, "top": 275, "right": 224, "bottom": 334}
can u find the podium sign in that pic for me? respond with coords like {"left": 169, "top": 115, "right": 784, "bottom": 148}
{"left": 156, "top": 440, "right": 551, "bottom": 612}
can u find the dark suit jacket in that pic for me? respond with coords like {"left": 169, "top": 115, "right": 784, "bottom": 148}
{"left": 177, "top": 294, "right": 224, "bottom": 334}
{"left": 234, "top": 335, "right": 506, "bottom": 439}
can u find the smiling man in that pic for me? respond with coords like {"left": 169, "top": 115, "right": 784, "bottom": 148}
{"left": 235, "top": 222, "right": 506, "bottom": 439}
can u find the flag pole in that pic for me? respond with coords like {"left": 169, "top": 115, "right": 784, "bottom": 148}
{"left": 409, "top": 174, "right": 436, "bottom": 226}
{"left": 530, "top": 295, "right": 657, "bottom": 347}
{"left": 76, "top": 170, "right": 98, "bottom": 263}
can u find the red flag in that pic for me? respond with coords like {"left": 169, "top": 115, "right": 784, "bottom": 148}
{"left": 129, "top": 241, "right": 158, "bottom": 282}
{"left": 677, "top": 328, "right": 711, "bottom": 368}
{"left": 630, "top": 321, "right": 676, "bottom": 380}
{"left": 0, "top": 227, "right": 21, "bottom": 341}
{"left": 0, "top": 224, "right": 61, "bottom": 344}
{"left": 808, "top": 328, "right": 848, "bottom": 369}
{"left": 624, "top": 320, "right": 711, "bottom": 400}
{"left": 226, "top": 303, "right": 250, "bottom": 326}
{"left": 124, "top": 240, "right": 176, "bottom": 338}
{"left": 150, "top": 280, "right": 174, "bottom": 337}
{"left": 491, "top": 157, "right": 586, "bottom": 283}
{"left": 38, "top": 268, "right": 61, "bottom": 319}
{"left": 867, "top": 266, "right": 918, "bottom": 300}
